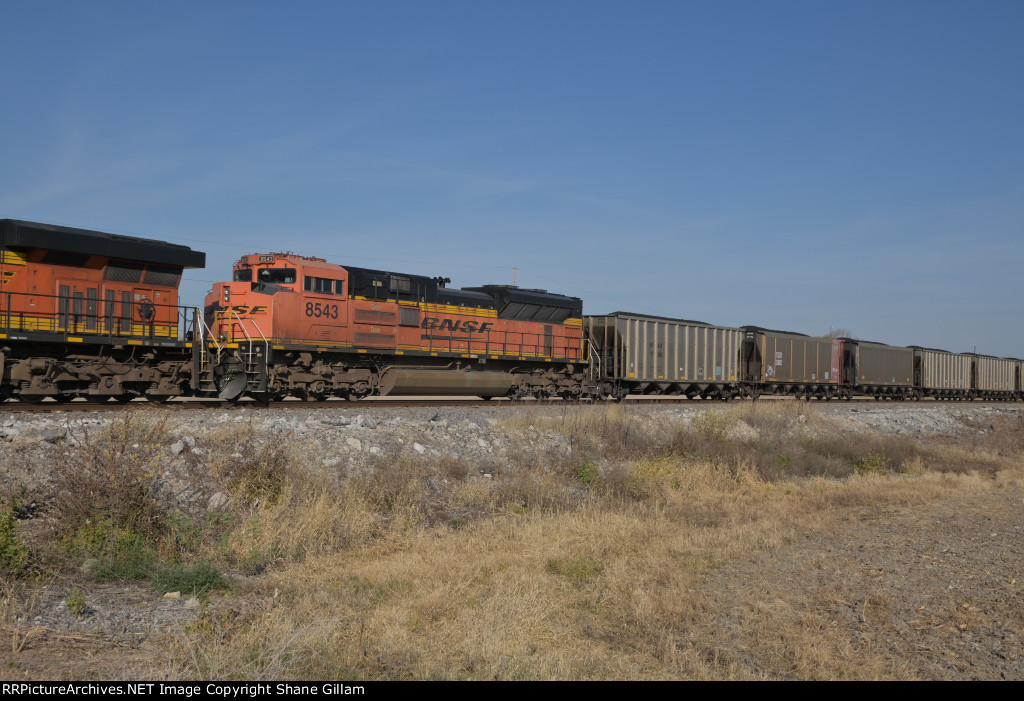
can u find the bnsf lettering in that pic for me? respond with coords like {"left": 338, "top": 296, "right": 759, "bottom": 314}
{"left": 421, "top": 317, "right": 493, "bottom": 333}
{"left": 228, "top": 305, "right": 268, "bottom": 316}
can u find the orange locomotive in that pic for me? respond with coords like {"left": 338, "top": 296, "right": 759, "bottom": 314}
{"left": 0, "top": 219, "right": 204, "bottom": 401}
{"left": 201, "top": 253, "right": 586, "bottom": 400}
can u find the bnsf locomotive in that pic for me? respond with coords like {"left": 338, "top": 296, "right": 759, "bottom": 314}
{"left": 1, "top": 219, "right": 1021, "bottom": 403}
{"left": 200, "top": 252, "right": 585, "bottom": 401}
{"left": 0, "top": 219, "right": 204, "bottom": 402}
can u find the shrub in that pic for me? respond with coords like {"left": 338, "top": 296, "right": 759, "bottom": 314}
{"left": 52, "top": 414, "right": 169, "bottom": 556}
{"left": 152, "top": 562, "right": 230, "bottom": 596}
{"left": 0, "top": 507, "right": 30, "bottom": 575}
{"left": 573, "top": 460, "right": 600, "bottom": 486}
{"left": 65, "top": 589, "right": 87, "bottom": 617}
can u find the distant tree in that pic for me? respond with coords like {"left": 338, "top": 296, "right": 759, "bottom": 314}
{"left": 822, "top": 327, "right": 856, "bottom": 339}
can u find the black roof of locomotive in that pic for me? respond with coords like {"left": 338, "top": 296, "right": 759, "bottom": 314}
{"left": 344, "top": 267, "right": 584, "bottom": 321}
{"left": 464, "top": 285, "right": 582, "bottom": 317}
{"left": 0, "top": 219, "right": 206, "bottom": 268}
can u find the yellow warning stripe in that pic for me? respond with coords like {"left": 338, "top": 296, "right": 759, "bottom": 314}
{"left": 231, "top": 335, "right": 579, "bottom": 362}
{"left": 0, "top": 314, "right": 177, "bottom": 337}
{"left": 353, "top": 296, "right": 498, "bottom": 318}
{"left": 0, "top": 250, "right": 27, "bottom": 265}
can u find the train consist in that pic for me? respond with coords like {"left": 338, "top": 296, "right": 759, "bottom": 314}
{"left": 0, "top": 218, "right": 1020, "bottom": 403}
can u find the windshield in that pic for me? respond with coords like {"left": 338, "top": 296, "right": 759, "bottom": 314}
{"left": 257, "top": 268, "right": 297, "bottom": 284}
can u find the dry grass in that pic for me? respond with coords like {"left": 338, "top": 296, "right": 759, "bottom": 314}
{"left": 7, "top": 404, "right": 1022, "bottom": 680}
{"left": 159, "top": 451, "right": 1021, "bottom": 680}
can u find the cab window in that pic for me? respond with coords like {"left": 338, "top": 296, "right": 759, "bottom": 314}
{"left": 258, "top": 268, "right": 297, "bottom": 284}
{"left": 305, "top": 276, "right": 344, "bottom": 295}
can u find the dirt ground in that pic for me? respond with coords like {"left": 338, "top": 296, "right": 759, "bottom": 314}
{"left": 700, "top": 487, "right": 1022, "bottom": 680}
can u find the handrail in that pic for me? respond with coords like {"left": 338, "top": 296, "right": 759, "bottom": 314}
{"left": 0, "top": 289, "right": 196, "bottom": 342}
{"left": 229, "top": 311, "right": 270, "bottom": 385}
{"left": 247, "top": 317, "right": 271, "bottom": 363}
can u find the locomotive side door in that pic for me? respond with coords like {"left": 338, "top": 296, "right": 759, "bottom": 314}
{"left": 55, "top": 280, "right": 98, "bottom": 333}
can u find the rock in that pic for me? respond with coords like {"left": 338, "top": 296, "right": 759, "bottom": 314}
{"left": 726, "top": 421, "right": 760, "bottom": 441}
{"left": 170, "top": 441, "right": 185, "bottom": 455}
{"left": 346, "top": 437, "right": 362, "bottom": 451}
{"left": 413, "top": 443, "right": 426, "bottom": 454}
{"left": 183, "top": 597, "right": 201, "bottom": 609}
{"left": 164, "top": 592, "right": 182, "bottom": 599}
{"left": 18, "top": 427, "right": 66, "bottom": 444}
{"left": 208, "top": 492, "right": 230, "bottom": 510}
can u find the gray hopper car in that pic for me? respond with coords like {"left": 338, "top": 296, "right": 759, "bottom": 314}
{"left": 584, "top": 312, "right": 743, "bottom": 400}
{"left": 843, "top": 340, "right": 915, "bottom": 399}
{"left": 973, "top": 355, "right": 1018, "bottom": 397}
{"left": 913, "top": 348, "right": 971, "bottom": 399}
{"left": 741, "top": 327, "right": 842, "bottom": 399}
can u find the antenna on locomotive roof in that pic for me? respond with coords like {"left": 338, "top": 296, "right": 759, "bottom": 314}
{"left": 512, "top": 267, "right": 517, "bottom": 287}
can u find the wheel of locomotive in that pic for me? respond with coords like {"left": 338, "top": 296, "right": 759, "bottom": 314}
{"left": 248, "top": 392, "right": 277, "bottom": 405}
{"left": 18, "top": 395, "right": 48, "bottom": 404}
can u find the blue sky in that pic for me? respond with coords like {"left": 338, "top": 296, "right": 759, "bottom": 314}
{"left": 2, "top": 1, "right": 1021, "bottom": 355}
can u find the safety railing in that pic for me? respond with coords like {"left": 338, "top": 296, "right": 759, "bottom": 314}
{"left": 420, "top": 327, "right": 583, "bottom": 360}
{"left": 0, "top": 290, "right": 198, "bottom": 343}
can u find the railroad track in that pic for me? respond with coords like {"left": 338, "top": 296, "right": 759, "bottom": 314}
{"left": 2, "top": 395, "right": 1021, "bottom": 414}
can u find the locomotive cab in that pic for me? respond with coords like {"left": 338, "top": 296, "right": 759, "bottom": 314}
{"left": 204, "top": 253, "right": 349, "bottom": 344}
